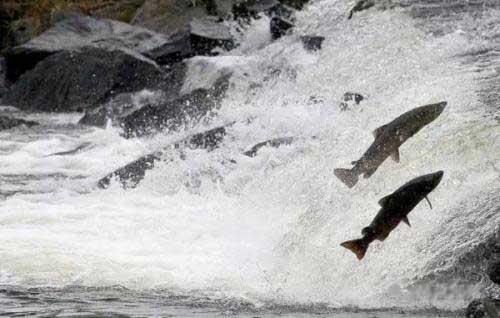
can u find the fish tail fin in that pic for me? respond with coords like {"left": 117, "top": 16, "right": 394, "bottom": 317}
{"left": 340, "top": 239, "right": 368, "bottom": 260}
{"left": 334, "top": 168, "right": 358, "bottom": 188}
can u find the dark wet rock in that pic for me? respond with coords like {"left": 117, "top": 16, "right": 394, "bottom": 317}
{"left": 300, "top": 36, "right": 324, "bottom": 52}
{"left": 119, "top": 73, "right": 230, "bottom": 138}
{"left": 3, "top": 16, "right": 179, "bottom": 82}
{"left": 466, "top": 298, "right": 500, "bottom": 318}
{"left": 190, "top": 18, "right": 234, "bottom": 55}
{"left": 488, "top": 259, "right": 500, "bottom": 285}
{"left": 0, "top": 57, "right": 7, "bottom": 97}
{"left": 243, "top": 136, "right": 295, "bottom": 157}
{"left": 3, "top": 46, "right": 166, "bottom": 112}
{"left": 79, "top": 90, "right": 167, "bottom": 128}
{"left": 47, "top": 142, "right": 93, "bottom": 157}
{"left": 231, "top": 0, "right": 280, "bottom": 19}
{"left": 270, "top": 17, "right": 294, "bottom": 40}
{"left": 98, "top": 126, "right": 227, "bottom": 189}
{"left": 347, "top": 0, "right": 375, "bottom": 19}
{"left": 340, "top": 92, "right": 365, "bottom": 111}
{"left": 0, "top": 116, "right": 38, "bottom": 131}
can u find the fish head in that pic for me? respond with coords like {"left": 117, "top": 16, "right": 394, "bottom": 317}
{"left": 417, "top": 101, "right": 447, "bottom": 125}
{"left": 418, "top": 170, "right": 444, "bottom": 194}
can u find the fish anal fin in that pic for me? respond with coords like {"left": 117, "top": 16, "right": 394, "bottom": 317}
{"left": 363, "top": 167, "right": 377, "bottom": 179}
{"left": 372, "top": 124, "right": 387, "bottom": 138}
{"left": 391, "top": 148, "right": 400, "bottom": 163}
{"left": 402, "top": 216, "right": 411, "bottom": 227}
{"left": 377, "top": 231, "right": 390, "bottom": 241}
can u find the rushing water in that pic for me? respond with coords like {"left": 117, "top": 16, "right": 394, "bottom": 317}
{"left": 0, "top": 0, "right": 499, "bottom": 316}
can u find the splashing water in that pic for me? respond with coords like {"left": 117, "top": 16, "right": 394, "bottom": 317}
{"left": 0, "top": 0, "right": 499, "bottom": 314}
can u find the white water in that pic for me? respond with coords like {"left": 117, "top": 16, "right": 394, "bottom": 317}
{"left": 0, "top": 0, "right": 499, "bottom": 311}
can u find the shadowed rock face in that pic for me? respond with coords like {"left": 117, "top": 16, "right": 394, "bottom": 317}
{"left": 300, "top": 36, "right": 324, "bottom": 52}
{"left": 489, "top": 259, "right": 500, "bottom": 285}
{"left": 0, "top": 116, "right": 38, "bottom": 131}
{"left": 98, "top": 126, "right": 227, "bottom": 189}
{"left": 119, "top": 73, "right": 231, "bottom": 138}
{"left": 270, "top": 16, "right": 294, "bottom": 40}
{"left": 3, "top": 16, "right": 180, "bottom": 82}
{"left": 243, "top": 137, "right": 295, "bottom": 157}
{"left": 2, "top": 47, "right": 166, "bottom": 112}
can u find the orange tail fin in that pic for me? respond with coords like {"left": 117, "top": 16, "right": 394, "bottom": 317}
{"left": 340, "top": 239, "right": 368, "bottom": 260}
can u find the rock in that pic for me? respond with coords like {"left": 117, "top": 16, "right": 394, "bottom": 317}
{"left": 47, "top": 142, "right": 93, "bottom": 156}
{"left": 79, "top": 90, "right": 168, "bottom": 128}
{"left": 3, "top": 16, "right": 180, "bottom": 82}
{"left": 119, "top": 73, "right": 230, "bottom": 138}
{"left": 0, "top": 116, "right": 38, "bottom": 131}
{"left": 0, "top": 57, "right": 7, "bottom": 98}
{"left": 190, "top": 18, "right": 234, "bottom": 55}
{"left": 132, "top": 0, "right": 206, "bottom": 36}
{"left": 243, "top": 136, "right": 295, "bottom": 157}
{"left": 231, "top": 0, "right": 279, "bottom": 19}
{"left": 466, "top": 298, "right": 500, "bottom": 318}
{"left": 339, "top": 92, "right": 365, "bottom": 111}
{"left": 347, "top": 0, "right": 375, "bottom": 19}
{"left": 270, "top": 17, "right": 294, "bottom": 40}
{"left": 2, "top": 46, "right": 165, "bottom": 112}
{"left": 91, "top": 0, "right": 146, "bottom": 23}
{"left": 300, "top": 36, "right": 324, "bottom": 51}
{"left": 278, "top": 0, "right": 310, "bottom": 10}
{"left": 98, "top": 125, "right": 227, "bottom": 189}
{"left": 488, "top": 259, "right": 500, "bottom": 285}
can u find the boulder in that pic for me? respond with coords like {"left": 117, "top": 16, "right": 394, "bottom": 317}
{"left": 488, "top": 259, "right": 500, "bottom": 285}
{"left": 98, "top": 125, "right": 227, "bottom": 189}
{"left": 91, "top": 0, "right": 146, "bottom": 23}
{"left": 0, "top": 57, "right": 7, "bottom": 98}
{"left": 300, "top": 36, "right": 325, "bottom": 52}
{"left": 0, "top": 116, "right": 38, "bottom": 131}
{"left": 119, "top": 73, "right": 230, "bottom": 138}
{"left": 79, "top": 90, "right": 167, "bottom": 128}
{"left": 466, "top": 298, "right": 500, "bottom": 318}
{"left": 2, "top": 46, "right": 166, "bottom": 112}
{"left": 131, "top": 0, "right": 207, "bottom": 36}
{"left": 189, "top": 18, "right": 234, "bottom": 55}
{"left": 270, "top": 16, "right": 294, "bottom": 40}
{"left": 243, "top": 136, "right": 295, "bottom": 157}
{"left": 3, "top": 16, "right": 181, "bottom": 82}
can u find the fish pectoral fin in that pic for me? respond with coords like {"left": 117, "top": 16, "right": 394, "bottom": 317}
{"left": 372, "top": 124, "right": 387, "bottom": 139}
{"left": 424, "top": 196, "right": 433, "bottom": 209}
{"left": 402, "top": 216, "right": 411, "bottom": 227}
{"left": 390, "top": 149, "right": 400, "bottom": 163}
{"left": 378, "top": 194, "right": 391, "bottom": 207}
{"left": 363, "top": 167, "right": 377, "bottom": 179}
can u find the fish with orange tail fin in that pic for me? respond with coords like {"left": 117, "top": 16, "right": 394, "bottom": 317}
{"left": 334, "top": 102, "right": 446, "bottom": 188}
{"left": 341, "top": 171, "right": 444, "bottom": 260}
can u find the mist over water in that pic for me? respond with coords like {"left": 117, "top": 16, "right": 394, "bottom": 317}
{"left": 0, "top": 0, "right": 499, "bottom": 314}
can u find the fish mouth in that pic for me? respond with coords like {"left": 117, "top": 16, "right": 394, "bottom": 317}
{"left": 432, "top": 101, "right": 447, "bottom": 116}
{"left": 431, "top": 170, "right": 444, "bottom": 187}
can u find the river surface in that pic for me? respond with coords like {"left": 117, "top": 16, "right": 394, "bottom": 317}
{"left": 0, "top": 0, "right": 499, "bottom": 316}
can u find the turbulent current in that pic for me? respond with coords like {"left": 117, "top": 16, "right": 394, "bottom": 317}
{"left": 0, "top": 0, "right": 499, "bottom": 316}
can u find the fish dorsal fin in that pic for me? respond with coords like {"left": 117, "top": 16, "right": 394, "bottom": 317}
{"left": 378, "top": 194, "right": 392, "bottom": 207}
{"left": 372, "top": 124, "right": 387, "bottom": 138}
{"left": 402, "top": 216, "right": 411, "bottom": 227}
{"left": 390, "top": 148, "right": 400, "bottom": 163}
